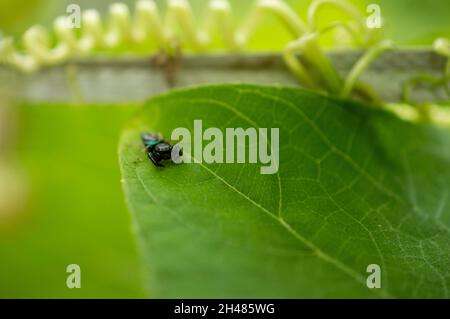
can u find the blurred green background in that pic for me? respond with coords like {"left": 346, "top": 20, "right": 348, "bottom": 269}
{"left": 1, "top": 0, "right": 450, "bottom": 45}
{"left": 0, "top": 0, "right": 449, "bottom": 298}
{"left": 0, "top": 104, "right": 145, "bottom": 298}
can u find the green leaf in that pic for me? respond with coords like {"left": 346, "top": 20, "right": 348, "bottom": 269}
{"left": 119, "top": 84, "right": 450, "bottom": 298}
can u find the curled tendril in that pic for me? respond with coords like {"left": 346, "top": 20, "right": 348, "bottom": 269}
{"left": 434, "top": 38, "right": 450, "bottom": 94}
{"left": 0, "top": 0, "right": 441, "bottom": 112}
{"left": 283, "top": 21, "right": 365, "bottom": 93}
{"left": 282, "top": 0, "right": 391, "bottom": 100}
{"left": 0, "top": 0, "right": 245, "bottom": 71}
{"left": 341, "top": 39, "right": 394, "bottom": 98}
{"left": 397, "top": 37, "right": 450, "bottom": 124}
{"left": 308, "top": 0, "right": 366, "bottom": 37}
{"left": 401, "top": 37, "right": 450, "bottom": 120}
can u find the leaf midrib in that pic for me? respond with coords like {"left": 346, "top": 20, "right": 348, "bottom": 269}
{"left": 192, "top": 158, "right": 394, "bottom": 298}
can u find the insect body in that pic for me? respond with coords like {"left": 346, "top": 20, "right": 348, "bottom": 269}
{"left": 141, "top": 132, "right": 180, "bottom": 167}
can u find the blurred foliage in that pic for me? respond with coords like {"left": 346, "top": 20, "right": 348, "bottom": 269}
{"left": 1, "top": 0, "right": 449, "bottom": 47}
{"left": 0, "top": 104, "right": 145, "bottom": 298}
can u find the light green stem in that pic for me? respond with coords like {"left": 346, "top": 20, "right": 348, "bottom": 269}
{"left": 341, "top": 40, "right": 394, "bottom": 98}
{"left": 308, "top": 0, "right": 366, "bottom": 34}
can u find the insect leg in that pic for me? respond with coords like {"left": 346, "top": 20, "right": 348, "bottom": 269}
{"left": 149, "top": 153, "right": 164, "bottom": 167}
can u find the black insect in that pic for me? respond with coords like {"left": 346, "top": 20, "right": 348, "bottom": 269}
{"left": 141, "top": 132, "right": 181, "bottom": 167}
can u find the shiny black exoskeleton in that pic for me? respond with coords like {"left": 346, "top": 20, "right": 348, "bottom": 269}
{"left": 141, "top": 132, "right": 181, "bottom": 167}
